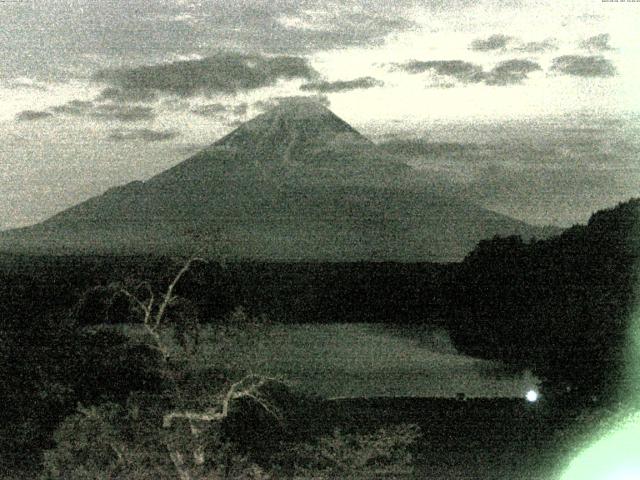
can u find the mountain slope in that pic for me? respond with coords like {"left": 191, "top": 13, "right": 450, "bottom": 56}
{"left": 0, "top": 100, "right": 557, "bottom": 261}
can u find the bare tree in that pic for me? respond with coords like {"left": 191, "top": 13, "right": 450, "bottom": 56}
{"left": 113, "top": 255, "right": 206, "bottom": 362}
{"left": 80, "top": 254, "right": 285, "bottom": 479}
{"left": 162, "top": 374, "right": 285, "bottom": 479}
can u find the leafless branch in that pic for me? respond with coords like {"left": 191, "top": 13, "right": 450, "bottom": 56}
{"left": 163, "top": 374, "right": 283, "bottom": 428}
{"left": 162, "top": 374, "right": 286, "bottom": 477}
{"left": 101, "top": 256, "right": 208, "bottom": 362}
{"left": 155, "top": 256, "right": 206, "bottom": 329}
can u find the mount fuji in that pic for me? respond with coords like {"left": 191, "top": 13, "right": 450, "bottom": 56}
{"left": 0, "top": 100, "right": 557, "bottom": 261}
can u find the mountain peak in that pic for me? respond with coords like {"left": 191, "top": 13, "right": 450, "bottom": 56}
{"left": 0, "top": 97, "right": 558, "bottom": 261}
{"left": 265, "top": 97, "right": 336, "bottom": 118}
{"left": 212, "top": 99, "right": 371, "bottom": 162}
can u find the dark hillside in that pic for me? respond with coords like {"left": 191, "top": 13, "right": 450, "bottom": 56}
{"left": 448, "top": 198, "right": 640, "bottom": 404}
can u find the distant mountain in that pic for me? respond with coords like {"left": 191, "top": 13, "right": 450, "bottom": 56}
{"left": 0, "top": 100, "right": 559, "bottom": 261}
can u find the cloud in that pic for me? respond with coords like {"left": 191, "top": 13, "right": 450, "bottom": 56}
{"left": 191, "top": 103, "right": 229, "bottom": 116}
{"left": 107, "top": 128, "right": 180, "bottom": 142}
{"left": 92, "top": 105, "right": 155, "bottom": 121}
{"left": 470, "top": 34, "right": 512, "bottom": 51}
{"left": 190, "top": 101, "right": 248, "bottom": 118}
{"left": 484, "top": 59, "right": 541, "bottom": 85}
{"left": 391, "top": 59, "right": 539, "bottom": 86}
{"left": 50, "top": 100, "right": 156, "bottom": 121}
{"left": 93, "top": 52, "right": 318, "bottom": 98}
{"left": 254, "top": 95, "right": 330, "bottom": 112}
{"left": 0, "top": 1, "right": 416, "bottom": 86}
{"left": 300, "top": 76, "right": 384, "bottom": 93}
{"left": 97, "top": 87, "right": 159, "bottom": 103}
{"left": 378, "top": 127, "right": 639, "bottom": 227}
{"left": 50, "top": 100, "right": 96, "bottom": 115}
{"left": 515, "top": 39, "right": 558, "bottom": 53}
{"left": 270, "top": 8, "right": 416, "bottom": 53}
{"left": 5, "top": 77, "right": 48, "bottom": 91}
{"left": 580, "top": 33, "right": 613, "bottom": 52}
{"left": 551, "top": 55, "right": 616, "bottom": 77}
{"left": 15, "top": 110, "right": 53, "bottom": 121}
{"left": 392, "top": 60, "right": 484, "bottom": 83}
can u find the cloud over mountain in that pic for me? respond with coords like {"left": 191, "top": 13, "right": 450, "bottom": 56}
{"left": 300, "top": 76, "right": 383, "bottom": 93}
{"left": 254, "top": 95, "right": 330, "bottom": 112}
{"left": 93, "top": 53, "right": 318, "bottom": 98}
{"left": 551, "top": 55, "right": 616, "bottom": 77}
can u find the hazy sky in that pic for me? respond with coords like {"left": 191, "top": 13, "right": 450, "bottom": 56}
{"left": 1, "top": 0, "right": 639, "bottom": 229}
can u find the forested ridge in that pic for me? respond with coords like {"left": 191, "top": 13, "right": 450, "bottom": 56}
{"left": 449, "top": 198, "right": 640, "bottom": 402}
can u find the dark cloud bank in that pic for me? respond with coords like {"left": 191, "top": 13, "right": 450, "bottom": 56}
{"left": 93, "top": 53, "right": 318, "bottom": 98}
{"left": 484, "top": 59, "right": 541, "bottom": 85}
{"left": 0, "top": 0, "right": 416, "bottom": 83}
{"left": 551, "top": 55, "right": 616, "bottom": 77}
{"left": 254, "top": 95, "right": 331, "bottom": 112}
{"left": 392, "top": 59, "right": 541, "bottom": 86}
{"left": 395, "top": 60, "right": 485, "bottom": 83}
{"left": 393, "top": 52, "right": 616, "bottom": 86}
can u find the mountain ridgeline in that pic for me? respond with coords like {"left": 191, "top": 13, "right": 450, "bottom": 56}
{"left": 0, "top": 101, "right": 556, "bottom": 261}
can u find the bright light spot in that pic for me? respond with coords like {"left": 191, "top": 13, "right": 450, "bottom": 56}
{"left": 560, "top": 412, "right": 640, "bottom": 480}
{"left": 526, "top": 390, "right": 539, "bottom": 402}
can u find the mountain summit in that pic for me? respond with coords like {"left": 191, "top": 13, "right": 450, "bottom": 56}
{"left": 195, "top": 99, "right": 378, "bottom": 169}
{"left": 216, "top": 100, "right": 369, "bottom": 157}
{"left": 0, "top": 102, "right": 555, "bottom": 261}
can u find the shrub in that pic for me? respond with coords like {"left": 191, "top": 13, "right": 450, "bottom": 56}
{"left": 41, "top": 401, "right": 175, "bottom": 480}
{"left": 272, "top": 424, "right": 421, "bottom": 478}
{"left": 72, "top": 327, "right": 165, "bottom": 405}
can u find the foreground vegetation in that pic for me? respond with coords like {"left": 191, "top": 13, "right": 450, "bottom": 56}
{"left": 2, "top": 198, "right": 639, "bottom": 478}
{"left": 450, "top": 198, "right": 640, "bottom": 404}
{"left": 1, "top": 259, "right": 428, "bottom": 479}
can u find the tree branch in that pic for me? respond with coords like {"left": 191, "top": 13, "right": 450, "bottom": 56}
{"left": 162, "top": 374, "right": 284, "bottom": 428}
{"left": 118, "top": 287, "right": 151, "bottom": 322}
{"left": 155, "top": 256, "right": 206, "bottom": 329}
